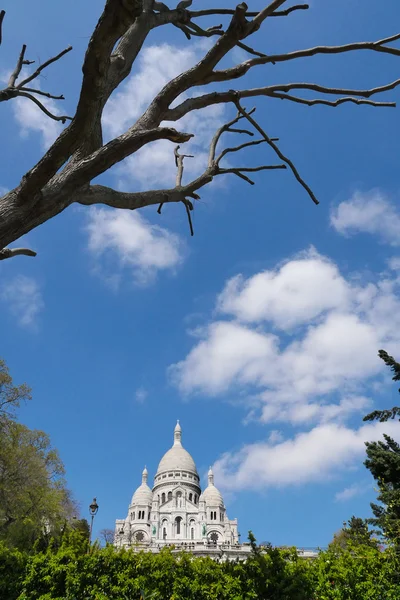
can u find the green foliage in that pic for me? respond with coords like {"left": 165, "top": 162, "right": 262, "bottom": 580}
{"left": 363, "top": 350, "right": 400, "bottom": 543}
{"left": 0, "top": 359, "right": 31, "bottom": 422}
{"left": 1, "top": 533, "right": 399, "bottom": 600}
{"left": 0, "top": 541, "right": 27, "bottom": 600}
{"left": 311, "top": 542, "right": 400, "bottom": 599}
{"left": 330, "top": 516, "right": 378, "bottom": 550}
{"left": 0, "top": 358, "right": 76, "bottom": 552}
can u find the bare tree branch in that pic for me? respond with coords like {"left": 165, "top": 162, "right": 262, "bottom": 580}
{"left": 8, "top": 45, "right": 32, "bottom": 88}
{"left": 1, "top": 0, "right": 400, "bottom": 258}
{"left": 188, "top": 4, "right": 309, "bottom": 18}
{"left": 17, "top": 46, "right": 73, "bottom": 88}
{"left": 0, "top": 248, "right": 37, "bottom": 261}
{"left": 268, "top": 91, "right": 396, "bottom": 108}
{"left": 233, "top": 99, "right": 319, "bottom": 204}
{"left": 16, "top": 92, "right": 72, "bottom": 123}
{"left": 0, "top": 10, "right": 5, "bottom": 46}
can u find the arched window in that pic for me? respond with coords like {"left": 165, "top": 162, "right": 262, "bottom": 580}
{"left": 189, "top": 493, "right": 193, "bottom": 501}
{"left": 214, "top": 511, "right": 217, "bottom": 520}
{"left": 194, "top": 495, "right": 197, "bottom": 504}
{"left": 168, "top": 491, "right": 172, "bottom": 501}
{"left": 161, "top": 493, "right": 166, "bottom": 504}
{"left": 132, "top": 511, "right": 135, "bottom": 520}
{"left": 175, "top": 516, "right": 182, "bottom": 535}
{"left": 191, "top": 527, "right": 194, "bottom": 540}
{"left": 148, "top": 512, "right": 150, "bottom": 520}
{"left": 210, "top": 511, "right": 213, "bottom": 521}
{"left": 163, "top": 527, "right": 167, "bottom": 540}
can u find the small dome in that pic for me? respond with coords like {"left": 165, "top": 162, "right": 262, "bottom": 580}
{"left": 131, "top": 466, "right": 153, "bottom": 506}
{"left": 156, "top": 421, "right": 198, "bottom": 476}
{"left": 202, "top": 467, "right": 224, "bottom": 506}
{"left": 202, "top": 484, "right": 224, "bottom": 506}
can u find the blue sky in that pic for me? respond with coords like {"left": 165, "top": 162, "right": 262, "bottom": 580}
{"left": 1, "top": 0, "right": 400, "bottom": 548}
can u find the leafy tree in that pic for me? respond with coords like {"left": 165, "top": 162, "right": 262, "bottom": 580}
{"left": 0, "top": 358, "right": 31, "bottom": 422}
{"left": 0, "top": 419, "right": 76, "bottom": 550}
{"left": 1, "top": 2, "right": 400, "bottom": 261}
{"left": 311, "top": 542, "right": 400, "bottom": 599}
{"left": 330, "top": 516, "right": 378, "bottom": 550}
{"left": 0, "top": 358, "right": 76, "bottom": 551}
{"left": 363, "top": 350, "right": 400, "bottom": 543}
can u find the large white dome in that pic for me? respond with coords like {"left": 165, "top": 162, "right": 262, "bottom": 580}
{"left": 156, "top": 421, "right": 198, "bottom": 476}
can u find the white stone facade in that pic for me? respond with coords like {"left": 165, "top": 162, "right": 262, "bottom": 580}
{"left": 115, "top": 421, "right": 251, "bottom": 560}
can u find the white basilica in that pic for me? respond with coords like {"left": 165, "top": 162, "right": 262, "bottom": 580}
{"left": 115, "top": 421, "right": 251, "bottom": 559}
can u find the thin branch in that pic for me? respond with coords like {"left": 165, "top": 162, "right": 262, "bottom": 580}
{"left": 267, "top": 78, "right": 400, "bottom": 98}
{"left": 246, "top": 0, "right": 289, "bottom": 35}
{"left": 19, "top": 87, "right": 65, "bottom": 100}
{"left": 8, "top": 45, "right": 30, "bottom": 88}
{"left": 269, "top": 91, "right": 396, "bottom": 108}
{"left": 219, "top": 164, "right": 286, "bottom": 185}
{"left": 0, "top": 248, "right": 37, "bottom": 261}
{"left": 174, "top": 145, "right": 194, "bottom": 186}
{"left": 165, "top": 75, "right": 400, "bottom": 120}
{"left": 234, "top": 99, "right": 319, "bottom": 204}
{"left": 188, "top": 5, "right": 308, "bottom": 18}
{"left": 0, "top": 10, "right": 5, "bottom": 45}
{"left": 17, "top": 92, "right": 71, "bottom": 123}
{"left": 17, "top": 46, "right": 73, "bottom": 88}
{"left": 182, "top": 19, "right": 267, "bottom": 58}
{"left": 216, "top": 138, "right": 267, "bottom": 163}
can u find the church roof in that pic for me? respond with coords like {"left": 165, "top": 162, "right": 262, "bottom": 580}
{"left": 200, "top": 467, "right": 224, "bottom": 506}
{"left": 156, "top": 421, "right": 198, "bottom": 476}
{"left": 131, "top": 467, "right": 153, "bottom": 506}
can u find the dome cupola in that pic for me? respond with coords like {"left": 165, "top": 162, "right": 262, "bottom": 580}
{"left": 201, "top": 466, "right": 224, "bottom": 506}
{"left": 155, "top": 421, "right": 198, "bottom": 477}
{"left": 130, "top": 466, "right": 153, "bottom": 506}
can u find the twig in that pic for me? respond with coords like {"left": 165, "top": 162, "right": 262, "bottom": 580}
{"left": 233, "top": 99, "right": 319, "bottom": 204}
{"left": 0, "top": 247, "right": 37, "bottom": 260}
{"left": 0, "top": 10, "right": 5, "bottom": 46}
{"left": 219, "top": 164, "right": 286, "bottom": 185}
{"left": 8, "top": 45, "right": 32, "bottom": 88}
{"left": 17, "top": 46, "right": 72, "bottom": 88}
{"left": 181, "top": 19, "right": 267, "bottom": 58}
{"left": 20, "top": 87, "right": 65, "bottom": 100}
{"left": 269, "top": 91, "right": 396, "bottom": 108}
{"left": 188, "top": 5, "right": 308, "bottom": 18}
{"left": 17, "top": 91, "right": 71, "bottom": 123}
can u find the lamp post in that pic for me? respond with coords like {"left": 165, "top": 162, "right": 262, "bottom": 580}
{"left": 88, "top": 497, "right": 99, "bottom": 549}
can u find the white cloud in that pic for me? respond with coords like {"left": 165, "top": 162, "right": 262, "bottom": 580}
{"left": 217, "top": 249, "right": 350, "bottom": 329}
{"left": 330, "top": 190, "right": 400, "bottom": 246}
{"left": 103, "top": 42, "right": 226, "bottom": 189}
{"left": 170, "top": 248, "right": 400, "bottom": 424}
{"left": 334, "top": 482, "right": 370, "bottom": 502}
{"left": 86, "top": 207, "right": 185, "bottom": 286}
{"left": 0, "top": 275, "right": 44, "bottom": 329}
{"left": 213, "top": 421, "right": 400, "bottom": 491}
{"left": 135, "top": 387, "right": 148, "bottom": 403}
{"left": 169, "top": 321, "right": 278, "bottom": 395}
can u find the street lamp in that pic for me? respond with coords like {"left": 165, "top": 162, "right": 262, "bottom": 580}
{"left": 88, "top": 497, "right": 99, "bottom": 548}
